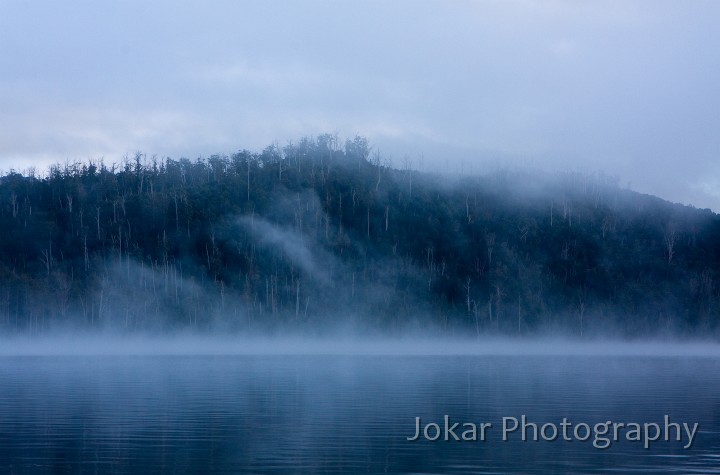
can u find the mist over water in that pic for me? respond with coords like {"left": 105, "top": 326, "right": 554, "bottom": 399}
{"left": 1, "top": 351, "right": 719, "bottom": 474}
{"left": 2, "top": 335, "right": 719, "bottom": 473}
{"left": 1, "top": 335, "right": 719, "bottom": 357}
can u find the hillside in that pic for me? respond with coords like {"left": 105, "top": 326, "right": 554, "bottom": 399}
{"left": 1, "top": 135, "right": 719, "bottom": 336}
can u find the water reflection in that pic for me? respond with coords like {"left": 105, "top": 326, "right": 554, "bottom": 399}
{"left": 0, "top": 355, "right": 718, "bottom": 474}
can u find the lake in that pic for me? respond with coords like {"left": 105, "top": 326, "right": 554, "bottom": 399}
{"left": 1, "top": 344, "right": 719, "bottom": 474}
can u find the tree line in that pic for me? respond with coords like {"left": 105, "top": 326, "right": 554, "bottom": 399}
{"left": 1, "top": 134, "right": 719, "bottom": 336}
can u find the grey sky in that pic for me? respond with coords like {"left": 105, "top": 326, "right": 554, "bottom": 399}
{"left": 1, "top": 1, "right": 719, "bottom": 209}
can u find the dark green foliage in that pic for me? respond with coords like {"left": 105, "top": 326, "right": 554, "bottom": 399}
{"left": 0, "top": 136, "right": 718, "bottom": 336}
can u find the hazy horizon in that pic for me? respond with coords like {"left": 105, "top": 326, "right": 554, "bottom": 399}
{"left": 2, "top": 335, "right": 719, "bottom": 356}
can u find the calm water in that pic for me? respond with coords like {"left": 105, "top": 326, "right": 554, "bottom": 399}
{"left": 0, "top": 354, "right": 719, "bottom": 474}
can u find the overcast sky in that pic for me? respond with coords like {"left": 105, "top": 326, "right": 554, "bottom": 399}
{"left": 1, "top": 1, "right": 719, "bottom": 209}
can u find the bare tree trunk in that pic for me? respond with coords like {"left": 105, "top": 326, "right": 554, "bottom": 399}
{"left": 664, "top": 225, "right": 677, "bottom": 263}
{"left": 485, "top": 233, "right": 495, "bottom": 266}
{"left": 367, "top": 206, "right": 370, "bottom": 237}
{"left": 465, "top": 277, "right": 471, "bottom": 313}
{"left": 96, "top": 206, "right": 101, "bottom": 240}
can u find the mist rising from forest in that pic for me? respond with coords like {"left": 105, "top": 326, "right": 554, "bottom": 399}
{"left": 1, "top": 135, "right": 719, "bottom": 340}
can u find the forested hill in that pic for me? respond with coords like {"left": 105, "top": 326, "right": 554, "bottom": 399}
{"left": 1, "top": 135, "right": 719, "bottom": 337}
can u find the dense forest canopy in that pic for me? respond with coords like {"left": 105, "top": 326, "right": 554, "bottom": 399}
{"left": 1, "top": 134, "right": 719, "bottom": 337}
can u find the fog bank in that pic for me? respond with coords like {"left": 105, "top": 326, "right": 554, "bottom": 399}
{"left": 1, "top": 336, "right": 719, "bottom": 358}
